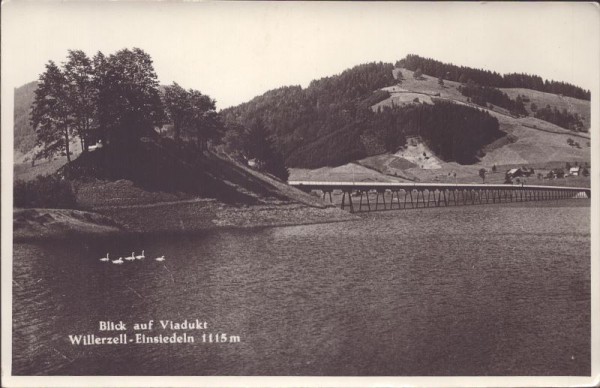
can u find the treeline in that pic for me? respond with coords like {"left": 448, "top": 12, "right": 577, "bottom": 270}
{"left": 416, "top": 102, "right": 502, "bottom": 163}
{"left": 285, "top": 101, "right": 502, "bottom": 167}
{"left": 31, "top": 48, "right": 220, "bottom": 158}
{"left": 365, "top": 102, "right": 502, "bottom": 165}
{"left": 221, "top": 119, "right": 289, "bottom": 181}
{"left": 222, "top": 62, "right": 396, "bottom": 167}
{"left": 31, "top": 49, "right": 166, "bottom": 162}
{"left": 223, "top": 63, "right": 503, "bottom": 168}
{"left": 534, "top": 105, "right": 586, "bottom": 132}
{"left": 29, "top": 48, "right": 289, "bottom": 181}
{"left": 162, "top": 82, "right": 220, "bottom": 150}
{"left": 458, "top": 81, "right": 527, "bottom": 116}
{"left": 305, "top": 62, "right": 395, "bottom": 104}
{"left": 397, "top": 54, "right": 590, "bottom": 100}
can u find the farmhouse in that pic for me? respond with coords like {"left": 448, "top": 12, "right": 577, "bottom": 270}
{"left": 506, "top": 168, "right": 523, "bottom": 178}
{"left": 569, "top": 166, "right": 582, "bottom": 176}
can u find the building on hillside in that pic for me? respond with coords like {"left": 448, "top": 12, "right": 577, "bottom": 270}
{"left": 569, "top": 166, "right": 582, "bottom": 176}
{"left": 406, "top": 135, "right": 420, "bottom": 147}
{"left": 506, "top": 167, "right": 535, "bottom": 178}
{"left": 506, "top": 168, "right": 524, "bottom": 178}
{"left": 547, "top": 168, "right": 566, "bottom": 179}
{"left": 521, "top": 167, "right": 535, "bottom": 177}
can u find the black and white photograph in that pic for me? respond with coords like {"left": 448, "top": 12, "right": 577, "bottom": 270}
{"left": 1, "top": 2, "right": 598, "bottom": 387}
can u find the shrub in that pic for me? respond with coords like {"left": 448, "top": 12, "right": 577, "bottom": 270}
{"left": 14, "top": 175, "right": 77, "bottom": 208}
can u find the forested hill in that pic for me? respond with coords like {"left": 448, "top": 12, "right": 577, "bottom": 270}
{"left": 15, "top": 55, "right": 590, "bottom": 173}
{"left": 221, "top": 61, "right": 504, "bottom": 168}
{"left": 398, "top": 54, "right": 590, "bottom": 100}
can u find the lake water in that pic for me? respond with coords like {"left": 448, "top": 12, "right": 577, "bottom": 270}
{"left": 12, "top": 200, "right": 590, "bottom": 376}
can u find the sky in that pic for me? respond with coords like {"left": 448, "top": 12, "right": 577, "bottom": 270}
{"left": 2, "top": 1, "right": 599, "bottom": 110}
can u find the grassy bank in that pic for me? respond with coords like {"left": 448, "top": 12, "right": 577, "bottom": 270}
{"left": 14, "top": 208, "right": 121, "bottom": 242}
{"left": 13, "top": 135, "right": 360, "bottom": 242}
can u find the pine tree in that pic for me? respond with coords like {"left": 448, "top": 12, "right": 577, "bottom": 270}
{"left": 64, "top": 50, "right": 96, "bottom": 151}
{"left": 479, "top": 168, "right": 486, "bottom": 183}
{"left": 187, "top": 90, "right": 219, "bottom": 150}
{"left": 30, "top": 61, "right": 73, "bottom": 162}
{"left": 245, "top": 119, "right": 289, "bottom": 181}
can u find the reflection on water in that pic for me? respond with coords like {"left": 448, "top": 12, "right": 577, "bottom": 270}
{"left": 13, "top": 200, "right": 590, "bottom": 375}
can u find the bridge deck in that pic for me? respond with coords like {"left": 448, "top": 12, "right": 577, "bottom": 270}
{"left": 289, "top": 181, "right": 590, "bottom": 192}
{"left": 288, "top": 181, "right": 590, "bottom": 212}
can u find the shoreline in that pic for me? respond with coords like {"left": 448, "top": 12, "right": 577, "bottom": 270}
{"left": 14, "top": 197, "right": 590, "bottom": 243}
{"left": 13, "top": 201, "right": 360, "bottom": 243}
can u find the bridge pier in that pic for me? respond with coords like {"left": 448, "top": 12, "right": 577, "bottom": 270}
{"left": 295, "top": 182, "right": 590, "bottom": 213}
{"left": 322, "top": 190, "right": 333, "bottom": 203}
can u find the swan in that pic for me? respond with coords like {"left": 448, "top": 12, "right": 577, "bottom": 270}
{"left": 125, "top": 252, "right": 136, "bottom": 261}
{"left": 100, "top": 253, "right": 110, "bottom": 262}
{"left": 135, "top": 250, "right": 145, "bottom": 260}
{"left": 112, "top": 257, "right": 124, "bottom": 264}
{"left": 155, "top": 255, "right": 165, "bottom": 262}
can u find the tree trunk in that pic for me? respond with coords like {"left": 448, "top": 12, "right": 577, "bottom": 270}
{"left": 65, "top": 130, "right": 71, "bottom": 163}
{"left": 84, "top": 118, "right": 90, "bottom": 152}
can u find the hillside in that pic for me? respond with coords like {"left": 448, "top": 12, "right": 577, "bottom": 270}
{"left": 14, "top": 81, "right": 38, "bottom": 155}
{"left": 222, "top": 62, "right": 397, "bottom": 168}
{"left": 222, "top": 62, "right": 507, "bottom": 169}
{"left": 14, "top": 55, "right": 592, "bottom": 187}
{"left": 499, "top": 88, "right": 591, "bottom": 129}
{"left": 288, "top": 67, "right": 590, "bottom": 183}
{"left": 397, "top": 54, "right": 591, "bottom": 100}
{"left": 221, "top": 56, "right": 591, "bottom": 183}
{"left": 56, "top": 136, "right": 326, "bottom": 208}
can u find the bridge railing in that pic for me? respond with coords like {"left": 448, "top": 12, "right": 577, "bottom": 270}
{"left": 288, "top": 181, "right": 590, "bottom": 212}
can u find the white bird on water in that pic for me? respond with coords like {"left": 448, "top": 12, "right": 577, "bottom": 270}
{"left": 100, "top": 253, "right": 110, "bottom": 262}
{"left": 112, "top": 257, "right": 124, "bottom": 264}
{"left": 125, "top": 252, "right": 136, "bottom": 261}
{"left": 135, "top": 250, "right": 145, "bottom": 260}
{"left": 155, "top": 255, "right": 165, "bottom": 262}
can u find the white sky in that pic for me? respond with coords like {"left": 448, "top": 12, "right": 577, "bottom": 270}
{"left": 2, "top": 1, "right": 599, "bottom": 110}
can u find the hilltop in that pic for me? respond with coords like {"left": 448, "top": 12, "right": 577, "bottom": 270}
{"left": 14, "top": 54, "right": 592, "bottom": 188}
{"left": 221, "top": 55, "right": 590, "bottom": 184}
